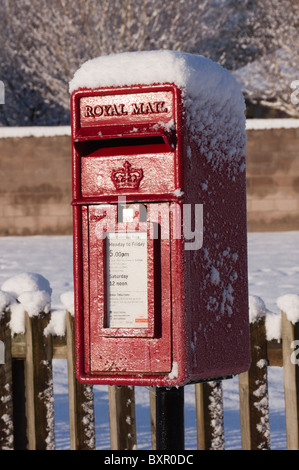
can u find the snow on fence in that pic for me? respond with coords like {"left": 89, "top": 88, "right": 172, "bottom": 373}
{"left": 1, "top": 272, "right": 299, "bottom": 450}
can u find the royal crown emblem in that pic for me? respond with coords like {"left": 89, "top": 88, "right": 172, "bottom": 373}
{"left": 111, "top": 161, "right": 143, "bottom": 190}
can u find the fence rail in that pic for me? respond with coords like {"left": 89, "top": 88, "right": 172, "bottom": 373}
{"left": 1, "top": 305, "right": 299, "bottom": 450}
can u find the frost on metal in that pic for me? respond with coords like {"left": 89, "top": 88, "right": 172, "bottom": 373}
{"left": 202, "top": 246, "right": 239, "bottom": 321}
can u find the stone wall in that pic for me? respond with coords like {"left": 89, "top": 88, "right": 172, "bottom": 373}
{"left": 0, "top": 134, "right": 72, "bottom": 235}
{"left": 0, "top": 124, "right": 298, "bottom": 235}
{"left": 246, "top": 126, "right": 299, "bottom": 231}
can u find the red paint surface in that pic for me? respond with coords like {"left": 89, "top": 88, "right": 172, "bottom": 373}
{"left": 71, "top": 83, "right": 250, "bottom": 386}
{"left": 87, "top": 205, "right": 171, "bottom": 374}
{"left": 80, "top": 91, "right": 174, "bottom": 128}
{"left": 81, "top": 153, "right": 176, "bottom": 198}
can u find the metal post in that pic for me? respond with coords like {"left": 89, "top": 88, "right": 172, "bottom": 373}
{"left": 155, "top": 386, "right": 184, "bottom": 450}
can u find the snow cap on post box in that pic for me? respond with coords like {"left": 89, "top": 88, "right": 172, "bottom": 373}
{"left": 69, "top": 50, "right": 246, "bottom": 177}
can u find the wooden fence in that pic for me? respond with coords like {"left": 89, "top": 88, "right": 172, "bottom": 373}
{"left": 1, "top": 307, "right": 299, "bottom": 450}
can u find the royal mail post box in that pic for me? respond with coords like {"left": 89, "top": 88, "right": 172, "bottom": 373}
{"left": 70, "top": 52, "right": 250, "bottom": 386}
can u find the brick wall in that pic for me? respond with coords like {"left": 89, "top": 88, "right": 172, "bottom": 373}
{"left": 246, "top": 127, "right": 299, "bottom": 231}
{"left": 0, "top": 135, "right": 72, "bottom": 235}
{"left": 0, "top": 125, "right": 298, "bottom": 235}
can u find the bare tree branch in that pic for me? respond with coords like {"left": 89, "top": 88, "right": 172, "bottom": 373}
{"left": 0, "top": 0, "right": 298, "bottom": 124}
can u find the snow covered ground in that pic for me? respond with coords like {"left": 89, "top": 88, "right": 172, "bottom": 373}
{"left": 0, "top": 231, "right": 298, "bottom": 450}
{"left": 1, "top": 119, "right": 299, "bottom": 139}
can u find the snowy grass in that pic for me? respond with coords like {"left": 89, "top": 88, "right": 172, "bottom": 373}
{"left": 0, "top": 231, "right": 298, "bottom": 449}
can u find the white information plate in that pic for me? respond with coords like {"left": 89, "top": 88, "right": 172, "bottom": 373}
{"left": 106, "top": 232, "right": 148, "bottom": 328}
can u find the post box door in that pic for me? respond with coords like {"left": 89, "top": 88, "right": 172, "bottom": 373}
{"left": 82, "top": 203, "right": 172, "bottom": 375}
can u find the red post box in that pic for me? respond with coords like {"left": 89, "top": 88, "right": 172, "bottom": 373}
{"left": 70, "top": 51, "right": 250, "bottom": 386}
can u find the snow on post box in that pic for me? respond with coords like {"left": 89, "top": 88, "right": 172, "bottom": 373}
{"left": 70, "top": 51, "right": 251, "bottom": 386}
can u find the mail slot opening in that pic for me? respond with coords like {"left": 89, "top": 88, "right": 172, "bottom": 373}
{"left": 75, "top": 134, "right": 176, "bottom": 158}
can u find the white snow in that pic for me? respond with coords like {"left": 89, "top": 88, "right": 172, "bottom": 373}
{"left": 0, "top": 412, "right": 14, "bottom": 450}
{"left": 210, "top": 266, "right": 220, "bottom": 286}
{"left": 0, "top": 118, "right": 298, "bottom": 141}
{"left": 70, "top": 50, "right": 246, "bottom": 177}
{"left": 38, "top": 372, "right": 55, "bottom": 450}
{"left": 207, "top": 381, "right": 225, "bottom": 450}
{"left": 1, "top": 272, "right": 52, "bottom": 299}
{"left": 9, "top": 302, "right": 26, "bottom": 335}
{"left": 0, "top": 291, "right": 11, "bottom": 319}
{"left": 277, "top": 294, "right": 299, "bottom": 325}
{"left": 44, "top": 310, "right": 66, "bottom": 337}
{"left": 17, "top": 290, "right": 51, "bottom": 317}
{"left": 246, "top": 119, "right": 299, "bottom": 130}
{"left": 1, "top": 272, "right": 52, "bottom": 334}
{"left": 173, "top": 189, "right": 184, "bottom": 197}
{"left": 43, "top": 291, "right": 74, "bottom": 338}
{"left": 60, "top": 291, "right": 74, "bottom": 316}
{"left": 248, "top": 287, "right": 299, "bottom": 341}
{"left": 69, "top": 51, "right": 242, "bottom": 108}
{"left": 256, "top": 359, "right": 268, "bottom": 369}
{"left": 81, "top": 385, "right": 96, "bottom": 449}
{"left": 0, "top": 126, "right": 71, "bottom": 139}
{"left": 0, "top": 231, "right": 298, "bottom": 449}
{"left": 168, "top": 361, "right": 178, "bottom": 379}
{"left": 249, "top": 295, "right": 270, "bottom": 323}
{"left": 249, "top": 294, "right": 283, "bottom": 341}
{"left": 265, "top": 312, "right": 282, "bottom": 342}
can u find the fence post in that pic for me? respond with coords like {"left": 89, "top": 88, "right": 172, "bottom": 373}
{"left": 0, "top": 310, "right": 14, "bottom": 450}
{"left": 66, "top": 311, "right": 95, "bottom": 450}
{"left": 108, "top": 385, "right": 137, "bottom": 450}
{"left": 239, "top": 316, "right": 270, "bottom": 450}
{"left": 24, "top": 311, "right": 55, "bottom": 450}
{"left": 281, "top": 311, "right": 299, "bottom": 450}
{"left": 195, "top": 381, "right": 224, "bottom": 450}
{"left": 149, "top": 386, "right": 156, "bottom": 450}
